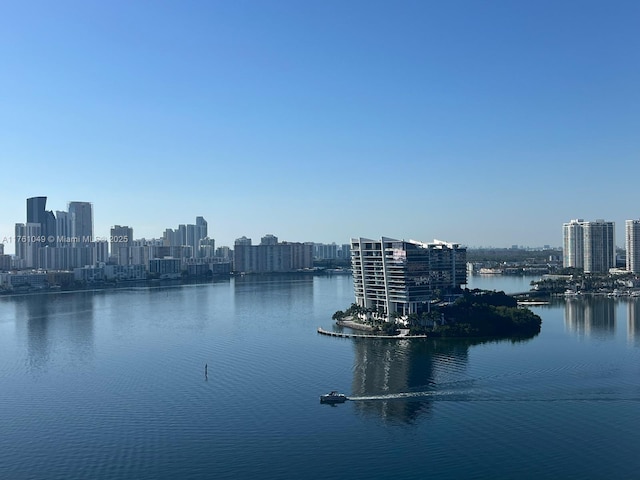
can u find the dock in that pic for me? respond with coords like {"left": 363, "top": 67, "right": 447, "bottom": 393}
{"left": 317, "top": 327, "right": 428, "bottom": 339}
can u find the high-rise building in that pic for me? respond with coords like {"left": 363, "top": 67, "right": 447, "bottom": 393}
{"left": 626, "top": 220, "right": 640, "bottom": 274}
{"left": 111, "top": 225, "right": 133, "bottom": 265}
{"left": 15, "top": 223, "right": 42, "bottom": 269}
{"left": 163, "top": 228, "right": 181, "bottom": 247}
{"left": 68, "top": 202, "right": 93, "bottom": 247}
{"left": 583, "top": 220, "right": 615, "bottom": 274}
{"left": 163, "top": 217, "right": 208, "bottom": 258}
{"left": 26, "top": 197, "right": 47, "bottom": 224}
{"left": 314, "top": 243, "right": 338, "bottom": 260}
{"left": 563, "top": 219, "right": 615, "bottom": 273}
{"left": 563, "top": 219, "right": 585, "bottom": 269}
{"left": 56, "top": 211, "right": 72, "bottom": 243}
{"left": 14, "top": 196, "right": 57, "bottom": 268}
{"left": 94, "top": 240, "right": 109, "bottom": 264}
{"left": 195, "top": 216, "right": 207, "bottom": 244}
{"left": 261, "top": 234, "right": 278, "bottom": 246}
{"left": 199, "top": 237, "right": 215, "bottom": 258}
{"left": 234, "top": 237, "right": 255, "bottom": 273}
{"left": 339, "top": 244, "right": 351, "bottom": 260}
{"left": 350, "top": 237, "right": 467, "bottom": 318}
{"left": 26, "top": 196, "right": 56, "bottom": 246}
{"left": 38, "top": 246, "right": 73, "bottom": 270}
{"left": 15, "top": 197, "right": 96, "bottom": 270}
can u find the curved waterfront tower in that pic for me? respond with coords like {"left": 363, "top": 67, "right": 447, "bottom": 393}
{"left": 350, "top": 237, "right": 466, "bottom": 318}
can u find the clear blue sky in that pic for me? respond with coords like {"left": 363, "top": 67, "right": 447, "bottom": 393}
{"left": 1, "top": 1, "right": 639, "bottom": 253}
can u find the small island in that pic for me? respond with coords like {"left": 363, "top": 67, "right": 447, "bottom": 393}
{"left": 332, "top": 289, "right": 541, "bottom": 339}
{"left": 331, "top": 237, "right": 542, "bottom": 341}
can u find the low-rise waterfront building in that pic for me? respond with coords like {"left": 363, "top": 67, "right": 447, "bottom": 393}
{"left": 46, "top": 271, "right": 75, "bottom": 288}
{"left": 104, "top": 264, "right": 147, "bottom": 281}
{"left": 1, "top": 271, "right": 49, "bottom": 290}
{"left": 0, "top": 255, "right": 11, "bottom": 272}
{"left": 74, "top": 266, "right": 105, "bottom": 283}
{"left": 149, "top": 258, "right": 182, "bottom": 279}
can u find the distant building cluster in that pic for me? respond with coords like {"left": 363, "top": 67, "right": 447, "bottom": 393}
{"left": 351, "top": 237, "right": 467, "bottom": 317}
{"left": 0, "top": 196, "right": 328, "bottom": 290}
{"left": 313, "top": 243, "right": 351, "bottom": 260}
{"left": 14, "top": 197, "right": 96, "bottom": 270}
{"left": 10, "top": 197, "right": 226, "bottom": 273}
{"left": 562, "top": 218, "right": 640, "bottom": 274}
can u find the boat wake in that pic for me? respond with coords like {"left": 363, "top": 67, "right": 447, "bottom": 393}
{"left": 347, "top": 390, "right": 640, "bottom": 403}
{"left": 348, "top": 390, "right": 466, "bottom": 401}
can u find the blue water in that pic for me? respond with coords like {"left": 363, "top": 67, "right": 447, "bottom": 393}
{"left": 1, "top": 274, "right": 639, "bottom": 479}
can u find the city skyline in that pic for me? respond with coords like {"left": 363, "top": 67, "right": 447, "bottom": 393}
{"left": 1, "top": 2, "right": 639, "bottom": 250}
{"left": 10, "top": 194, "right": 640, "bottom": 256}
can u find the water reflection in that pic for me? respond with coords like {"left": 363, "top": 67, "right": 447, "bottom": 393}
{"left": 18, "top": 295, "right": 50, "bottom": 371}
{"left": 560, "top": 296, "right": 640, "bottom": 343}
{"left": 627, "top": 300, "right": 640, "bottom": 345}
{"left": 13, "top": 292, "right": 95, "bottom": 372}
{"left": 564, "top": 297, "right": 616, "bottom": 337}
{"left": 349, "top": 336, "right": 534, "bottom": 423}
{"left": 233, "top": 274, "right": 315, "bottom": 310}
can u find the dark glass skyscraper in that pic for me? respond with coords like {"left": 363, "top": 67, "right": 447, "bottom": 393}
{"left": 26, "top": 196, "right": 47, "bottom": 224}
{"left": 26, "top": 196, "right": 56, "bottom": 246}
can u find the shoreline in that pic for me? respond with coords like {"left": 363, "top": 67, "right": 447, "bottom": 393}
{"left": 335, "top": 319, "right": 376, "bottom": 331}
{"left": 317, "top": 327, "right": 428, "bottom": 340}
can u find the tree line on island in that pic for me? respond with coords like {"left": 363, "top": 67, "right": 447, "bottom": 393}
{"left": 333, "top": 290, "right": 542, "bottom": 339}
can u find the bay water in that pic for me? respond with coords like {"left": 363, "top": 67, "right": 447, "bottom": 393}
{"left": 1, "top": 274, "right": 639, "bottom": 479}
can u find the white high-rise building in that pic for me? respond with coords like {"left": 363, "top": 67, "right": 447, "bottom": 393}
{"left": 583, "top": 220, "right": 615, "bottom": 274}
{"left": 94, "top": 240, "right": 109, "bottom": 264}
{"left": 563, "top": 219, "right": 615, "bottom": 273}
{"left": 68, "top": 201, "right": 93, "bottom": 247}
{"left": 14, "top": 223, "right": 42, "bottom": 269}
{"left": 56, "top": 211, "right": 72, "bottom": 244}
{"left": 111, "top": 225, "right": 133, "bottom": 265}
{"left": 563, "top": 219, "right": 584, "bottom": 269}
{"left": 625, "top": 220, "right": 640, "bottom": 274}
